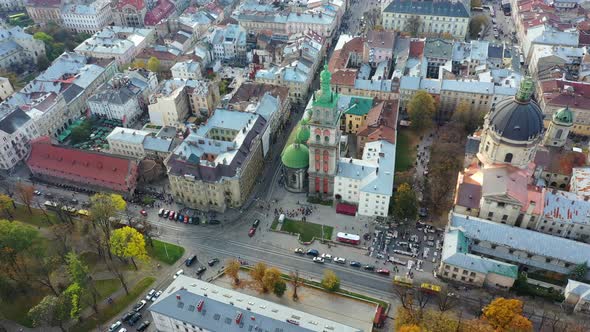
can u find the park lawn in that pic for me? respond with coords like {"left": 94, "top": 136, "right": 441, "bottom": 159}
{"left": 94, "top": 279, "right": 121, "bottom": 299}
{"left": 279, "top": 218, "right": 333, "bottom": 242}
{"left": 147, "top": 239, "right": 185, "bottom": 265}
{"left": 72, "top": 276, "right": 155, "bottom": 332}
{"left": 395, "top": 128, "right": 419, "bottom": 173}
{"left": 9, "top": 204, "right": 61, "bottom": 227}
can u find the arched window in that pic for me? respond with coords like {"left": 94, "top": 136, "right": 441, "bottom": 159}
{"left": 324, "top": 136, "right": 330, "bottom": 143}
{"left": 315, "top": 177, "right": 320, "bottom": 192}
{"left": 315, "top": 134, "right": 320, "bottom": 142}
{"left": 323, "top": 178, "right": 329, "bottom": 193}
{"left": 556, "top": 129, "right": 563, "bottom": 139}
{"left": 323, "top": 150, "right": 329, "bottom": 161}
{"left": 504, "top": 153, "right": 513, "bottom": 163}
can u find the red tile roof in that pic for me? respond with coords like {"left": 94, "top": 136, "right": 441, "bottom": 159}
{"left": 27, "top": 136, "right": 138, "bottom": 193}
{"left": 328, "top": 37, "right": 363, "bottom": 72}
{"left": 330, "top": 69, "right": 357, "bottom": 86}
{"left": 541, "top": 79, "right": 590, "bottom": 110}
{"left": 115, "top": 0, "right": 144, "bottom": 10}
{"left": 409, "top": 39, "right": 424, "bottom": 58}
{"left": 144, "top": 0, "right": 175, "bottom": 26}
{"left": 357, "top": 100, "right": 398, "bottom": 144}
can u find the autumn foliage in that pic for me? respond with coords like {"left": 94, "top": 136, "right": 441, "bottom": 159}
{"left": 482, "top": 298, "right": 533, "bottom": 331}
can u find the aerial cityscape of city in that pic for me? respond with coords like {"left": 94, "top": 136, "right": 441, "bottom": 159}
{"left": 0, "top": 0, "right": 589, "bottom": 330}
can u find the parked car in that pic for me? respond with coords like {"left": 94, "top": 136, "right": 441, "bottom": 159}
{"left": 154, "top": 290, "right": 162, "bottom": 298}
{"left": 294, "top": 248, "right": 304, "bottom": 254}
{"left": 184, "top": 215, "right": 189, "bottom": 223}
{"left": 349, "top": 261, "right": 361, "bottom": 267}
{"left": 419, "top": 207, "right": 428, "bottom": 218}
{"left": 363, "top": 265, "right": 375, "bottom": 271}
{"left": 117, "top": 328, "right": 127, "bottom": 332}
{"left": 248, "top": 227, "right": 256, "bottom": 237}
{"left": 196, "top": 266, "right": 207, "bottom": 275}
{"left": 177, "top": 213, "right": 184, "bottom": 221}
{"left": 33, "top": 190, "right": 42, "bottom": 196}
{"left": 163, "top": 210, "right": 169, "bottom": 218}
{"left": 312, "top": 257, "right": 325, "bottom": 263}
{"left": 121, "top": 311, "right": 134, "bottom": 322}
{"left": 333, "top": 257, "right": 346, "bottom": 264}
{"left": 128, "top": 312, "right": 142, "bottom": 325}
{"left": 252, "top": 219, "right": 260, "bottom": 228}
{"left": 208, "top": 258, "right": 219, "bottom": 266}
{"left": 320, "top": 253, "right": 332, "bottom": 260}
{"left": 145, "top": 289, "right": 156, "bottom": 301}
{"left": 169, "top": 211, "right": 176, "bottom": 220}
{"left": 136, "top": 321, "right": 151, "bottom": 332}
{"left": 140, "top": 210, "right": 148, "bottom": 216}
{"left": 158, "top": 208, "right": 164, "bottom": 216}
{"left": 185, "top": 255, "right": 197, "bottom": 267}
{"left": 306, "top": 249, "right": 319, "bottom": 257}
{"left": 173, "top": 269, "right": 184, "bottom": 279}
{"left": 133, "top": 300, "right": 147, "bottom": 312}
{"left": 376, "top": 269, "right": 390, "bottom": 276}
{"left": 108, "top": 321, "right": 122, "bottom": 332}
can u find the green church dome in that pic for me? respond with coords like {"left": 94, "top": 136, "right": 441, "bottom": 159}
{"left": 553, "top": 106, "right": 573, "bottom": 125}
{"left": 296, "top": 125, "right": 310, "bottom": 144}
{"left": 281, "top": 143, "right": 309, "bottom": 169}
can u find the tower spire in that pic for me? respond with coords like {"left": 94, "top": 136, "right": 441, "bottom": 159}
{"left": 515, "top": 77, "right": 534, "bottom": 102}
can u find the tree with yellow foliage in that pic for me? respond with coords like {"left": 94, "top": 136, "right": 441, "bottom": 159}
{"left": 261, "top": 267, "right": 281, "bottom": 293}
{"left": 0, "top": 193, "right": 13, "bottom": 218}
{"left": 398, "top": 325, "right": 421, "bottom": 332}
{"left": 482, "top": 298, "right": 532, "bottom": 332}
{"left": 90, "top": 193, "right": 126, "bottom": 259}
{"left": 110, "top": 226, "right": 149, "bottom": 270}
{"left": 250, "top": 262, "right": 267, "bottom": 289}
{"left": 225, "top": 259, "right": 241, "bottom": 285}
{"left": 321, "top": 269, "right": 340, "bottom": 292}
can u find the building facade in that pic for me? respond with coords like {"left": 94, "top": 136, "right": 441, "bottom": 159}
{"left": 148, "top": 79, "right": 190, "bottom": 127}
{"left": 61, "top": 0, "right": 112, "bottom": 34}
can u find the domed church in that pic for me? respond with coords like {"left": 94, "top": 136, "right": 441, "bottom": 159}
{"left": 477, "top": 77, "right": 545, "bottom": 168}
{"left": 281, "top": 123, "right": 310, "bottom": 192}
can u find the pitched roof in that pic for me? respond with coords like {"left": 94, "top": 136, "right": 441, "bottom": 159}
{"left": 384, "top": 0, "right": 470, "bottom": 18}
{"left": 26, "top": 136, "right": 138, "bottom": 189}
{"left": 0, "top": 108, "right": 31, "bottom": 134}
{"left": 114, "top": 0, "right": 144, "bottom": 10}
{"left": 357, "top": 100, "right": 398, "bottom": 145}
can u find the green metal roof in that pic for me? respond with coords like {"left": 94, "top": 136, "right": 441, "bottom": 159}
{"left": 345, "top": 97, "right": 374, "bottom": 116}
{"left": 296, "top": 125, "right": 310, "bottom": 144}
{"left": 313, "top": 64, "right": 339, "bottom": 109}
{"left": 281, "top": 143, "right": 309, "bottom": 169}
{"left": 553, "top": 106, "right": 573, "bottom": 125}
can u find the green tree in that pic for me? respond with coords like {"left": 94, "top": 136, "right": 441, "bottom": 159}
{"left": 469, "top": 15, "right": 490, "bottom": 39}
{"left": 405, "top": 16, "right": 422, "bottom": 37}
{"left": 37, "top": 54, "right": 50, "bottom": 70}
{"left": 273, "top": 279, "right": 287, "bottom": 297}
{"left": 33, "top": 31, "right": 54, "bottom": 43}
{"left": 570, "top": 263, "right": 588, "bottom": 281}
{"left": 64, "top": 251, "right": 100, "bottom": 312}
{"left": 110, "top": 226, "right": 149, "bottom": 270}
{"left": 0, "top": 220, "right": 39, "bottom": 282}
{"left": 28, "top": 295, "right": 70, "bottom": 332}
{"left": 321, "top": 269, "right": 340, "bottom": 292}
{"left": 393, "top": 183, "right": 418, "bottom": 221}
{"left": 407, "top": 90, "right": 436, "bottom": 132}
{"left": 70, "top": 119, "right": 92, "bottom": 144}
{"left": 452, "top": 102, "right": 485, "bottom": 133}
{"left": 63, "top": 282, "right": 82, "bottom": 319}
{"left": 32, "top": 255, "right": 61, "bottom": 296}
{"left": 219, "top": 80, "right": 229, "bottom": 95}
{"left": 147, "top": 56, "right": 160, "bottom": 72}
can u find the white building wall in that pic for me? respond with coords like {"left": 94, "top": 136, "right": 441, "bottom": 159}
{"left": 87, "top": 97, "right": 142, "bottom": 125}
{"left": 0, "top": 117, "right": 38, "bottom": 170}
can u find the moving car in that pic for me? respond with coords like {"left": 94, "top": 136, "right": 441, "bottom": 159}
{"left": 376, "top": 269, "right": 390, "bottom": 276}
{"left": 208, "top": 258, "right": 219, "bottom": 266}
{"left": 248, "top": 227, "right": 256, "bottom": 237}
{"left": 128, "top": 312, "right": 142, "bottom": 326}
{"left": 108, "top": 321, "right": 122, "bottom": 332}
{"left": 140, "top": 210, "right": 147, "bottom": 216}
{"left": 173, "top": 269, "right": 184, "bottom": 279}
{"left": 363, "top": 265, "right": 375, "bottom": 271}
{"left": 306, "top": 249, "right": 319, "bottom": 257}
{"left": 333, "top": 257, "right": 346, "bottom": 264}
{"left": 136, "top": 321, "right": 151, "bottom": 332}
{"left": 196, "top": 266, "right": 207, "bottom": 275}
{"left": 349, "top": 261, "right": 361, "bottom": 267}
{"left": 312, "top": 257, "right": 325, "bottom": 263}
{"left": 133, "top": 300, "right": 147, "bottom": 312}
{"left": 294, "top": 248, "right": 304, "bottom": 254}
{"left": 185, "top": 255, "right": 197, "bottom": 267}
{"left": 252, "top": 219, "right": 260, "bottom": 228}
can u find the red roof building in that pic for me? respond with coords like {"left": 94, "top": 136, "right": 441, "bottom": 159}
{"left": 144, "top": 0, "right": 175, "bottom": 26}
{"left": 356, "top": 100, "right": 398, "bottom": 156}
{"left": 27, "top": 136, "right": 139, "bottom": 195}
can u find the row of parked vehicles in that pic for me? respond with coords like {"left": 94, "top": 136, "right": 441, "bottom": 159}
{"left": 294, "top": 248, "right": 391, "bottom": 275}
{"left": 158, "top": 208, "right": 221, "bottom": 225}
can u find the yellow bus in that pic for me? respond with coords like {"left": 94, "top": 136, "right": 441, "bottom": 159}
{"left": 420, "top": 283, "right": 442, "bottom": 293}
{"left": 393, "top": 276, "right": 414, "bottom": 288}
